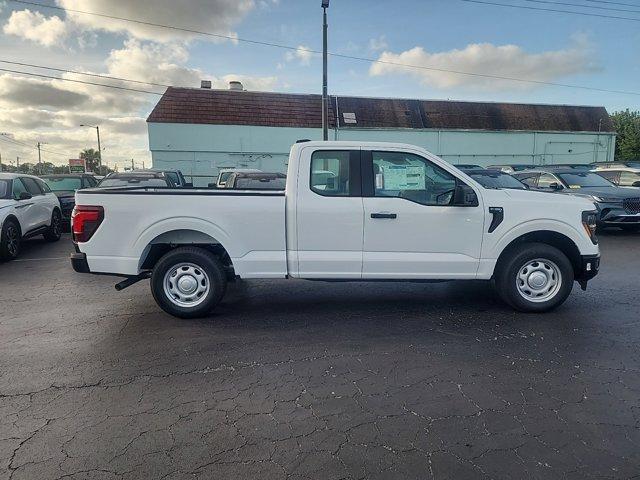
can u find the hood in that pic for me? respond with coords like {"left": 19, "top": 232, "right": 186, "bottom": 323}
{"left": 501, "top": 187, "right": 596, "bottom": 209}
{"left": 559, "top": 186, "right": 639, "bottom": 200}
{"left": 53, "top": 190, "right": 75, "bottom": 199}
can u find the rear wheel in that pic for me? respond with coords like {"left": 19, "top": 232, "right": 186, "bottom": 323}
{"left": 620, "top": 224, "right": 640, "bottom": 233}
{"left": 150, "top": 247, "right": 227, "bottom": 318}
{"left": 495, "top": 242, "right": 574, "bottom": 312}
{"left": 0, "top": 219, "right": 21, "bottom": 260}
{"left": 43, "top": 209, "right": 62, "bottom": 242}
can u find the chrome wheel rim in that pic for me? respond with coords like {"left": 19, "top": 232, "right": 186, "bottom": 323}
{"left": 6, "top": 225, "right": 18, "bottom": 256}
{"left": 163, "top": 262, "right": 210, "bottom": 308}
{"left": 516, "top": 258, "right": 562, "bottom": 303}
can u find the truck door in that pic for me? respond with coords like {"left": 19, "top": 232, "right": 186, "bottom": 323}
{"left": 361, "top": 149, "right": 485, "bottom": 279}
{"left": 295, "top": 149, "right": 364, "bottom": 278}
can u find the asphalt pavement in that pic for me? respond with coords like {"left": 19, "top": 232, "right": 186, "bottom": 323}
{"left": 1, "top": 233, "right": 639, "bottom": 479}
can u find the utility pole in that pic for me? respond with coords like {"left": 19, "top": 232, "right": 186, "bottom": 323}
{"left": 37, "top": 142, "right": 42, "bottom": 174}
{"left": 131, "top": 159, "right": 134, "bottom": 170}
{"left": 16, "top": 156, "right": 20, "bottom": 171}
{"left": 321, "top": 0, "right": 329, "bottom": 141}
{"left": 80, "top": 124, "right": 102, "bottom": 174}
{"left": 0, "top": 151, "right": 2, "bottom": 172}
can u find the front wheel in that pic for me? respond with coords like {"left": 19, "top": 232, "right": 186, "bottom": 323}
{"left": 150, "top": 247, "right": 227, "bottom": 318}
{"left": 495, "top": 243, "right": 574, "bottom": 313}
{"left": 0, "top": 219, "right": 21, "bottom": 260}
{"left": 43, "top": 209, "right": 62, "bottom": 242}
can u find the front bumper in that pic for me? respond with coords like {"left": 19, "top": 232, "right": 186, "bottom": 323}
{"left": 576, "top": 254, "right": 600, "bottom": 283}
{"left": 70, "top": 251, "right": 90, "bottom": 273}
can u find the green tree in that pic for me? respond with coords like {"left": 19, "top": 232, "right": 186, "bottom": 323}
{"left": 79, "top": 148, "right": 101, "bottom": 173}
{"left": 611, "top": 110, "right": 640, "bottom": 161}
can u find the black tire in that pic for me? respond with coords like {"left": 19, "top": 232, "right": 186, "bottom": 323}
{"left": 620, "top": 224, "right": 640, "bottom": 233}
{"left": 150, "top": 247, "right": 227, "bottom": 319}
{"left": 43, "top": 209, "right": 62, "bottom": 242}
{"left": 0, "top": 219, "right": 21, "bottom": 260}
{"left": 494, "top": 242, "right": 574, "bottom": 313}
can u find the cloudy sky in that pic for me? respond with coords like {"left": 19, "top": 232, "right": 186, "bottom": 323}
{"left": 0, "top": 0, "right": 638, "bottom": 169}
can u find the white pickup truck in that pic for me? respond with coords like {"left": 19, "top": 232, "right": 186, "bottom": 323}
{"left": 71, "top": 141, "right": 600, "bottom": 318}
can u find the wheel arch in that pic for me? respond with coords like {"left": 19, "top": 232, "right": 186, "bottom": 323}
{"left": 495, "top": 230, "right": 582, "bottom": 276}
{"left": 2, "top": 214, "right": 22, "bottom": 236}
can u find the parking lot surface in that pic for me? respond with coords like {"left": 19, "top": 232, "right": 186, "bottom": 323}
{"left": 1, "top": 233, "right": 640, "bottom": 479}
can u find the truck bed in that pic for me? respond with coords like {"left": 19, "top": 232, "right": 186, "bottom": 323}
{"left": 75, "top": 187, "right": 287, "bottom": 277}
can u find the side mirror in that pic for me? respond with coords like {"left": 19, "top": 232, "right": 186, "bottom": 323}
{"left": 453, "top": 183, "right": 479, "bottom": 207}
{"left": 18, "top": 191, "right": 32, "bottom": 201}
{"left": 632, "top": 181, "right": 640, "bottom": 187}
{"left": 549, "top": 182, "right": 563, "bottom": 190}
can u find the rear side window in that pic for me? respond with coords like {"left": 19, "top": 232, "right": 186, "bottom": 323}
{"left": 21, "top": 177, "right": 43, "bottom": 195}
{"left": 310, "top": 151, "right": 351, "bottom": 196}
{"left": 515, "top": 173, "right": 539, "bottom": 188}
{"left": 596, "top": 171, "right": 619, "bottom": 184}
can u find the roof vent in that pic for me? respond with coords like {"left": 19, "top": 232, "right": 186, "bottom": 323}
{"left": 200, "top": 80, "right": 212, "bottom": 89}
{"left": 229, "top": 81, "right": 244, "bottom": 91}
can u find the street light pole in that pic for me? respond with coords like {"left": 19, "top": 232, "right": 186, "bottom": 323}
{"left": 321, "top": 0, "right": 329, "bottom": 141}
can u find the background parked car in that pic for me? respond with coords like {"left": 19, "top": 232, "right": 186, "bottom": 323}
{"left": 591, "top": 161, "right": 640, "bottom": 169}
{"left": 41, "top": 174, "right": 98, "bottom": 231}
{"left": 97, "top": 171, "right": 177, "bottom": 188}
{"left": 214, "top": 168, "right": 262, "bottom": 188}
{"left": 592, "top": 168, "right": 640, "bottom": 188}
{"left": 487, "top": 164, "right": 537, "bottom": 173}
{"left": 222, "top": 172, "right": 286, "bottom": 190}
{"left": 144, "top": 168, "right": 191, "bottom": 187}
{"left": 459, "top": 168, "right": 529, "bottom": 190}
{"left": 513, "top": 168, "right": 640, "bottom": 232}
{"left": 0, "top": 173, "right": 62, "bottom": 260}
{"left": 454, "top": 163, "right": 484, "bottom": 170}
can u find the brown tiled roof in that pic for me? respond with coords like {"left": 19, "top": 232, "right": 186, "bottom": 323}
{"left": 147, "top": 87, "right": 613, "bottom": 133}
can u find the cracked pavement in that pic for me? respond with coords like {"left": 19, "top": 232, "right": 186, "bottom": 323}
{"left": 1, "top": 233, "right": 639, "bottom": 479}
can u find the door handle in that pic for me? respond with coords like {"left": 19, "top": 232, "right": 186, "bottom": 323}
{"left": 371, "top": 212, "right": 397, "bottom": 219}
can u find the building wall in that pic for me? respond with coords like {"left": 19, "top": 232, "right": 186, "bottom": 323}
{"left": 148, "top": 123, "right": 616, "bottom": 186}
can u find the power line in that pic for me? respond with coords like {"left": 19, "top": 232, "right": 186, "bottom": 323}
{"left": 0, "top": 0, "right": 640, "bottom": 95}
{"left": 461, "top": 0, "right": 640, "bottom": 20}
{"left": 7, "top": 0, "right": 640, "bottom": 97}
{"left": 0, "top": 67, "right": 164, "bottom": 95}
{"left": 0, "top": 60, "right": 171, "bottom": 88}
{"left": 524, "top": 0, "right": 640, "bottom": 13}
{"left": 0, "top": 135, "right": 69, "bottom": 158}
{"left": 585, "top": 0, "right": 640, "bottom": 7}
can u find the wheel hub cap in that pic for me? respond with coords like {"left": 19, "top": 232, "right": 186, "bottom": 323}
{"left": 163, "top": 263, "right": 210, "bottom": 308}
{"left": 516, "top": 258, "right": 562, "bottom": 303}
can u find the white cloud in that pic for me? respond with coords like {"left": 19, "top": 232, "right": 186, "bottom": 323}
{"left": 368, "top": 35, "right": 388, "bottom": 52}
{"left": 3, "top": 9, "right": 68, "bottom": 47}
{"left": 285, "top": 45, "right": 313, "bottom": 66}
{"left": 369, "top": 38, "right": 597, "bottom": 91}
{"left": 57, "top": 0, "right": 255, "bottom": 43}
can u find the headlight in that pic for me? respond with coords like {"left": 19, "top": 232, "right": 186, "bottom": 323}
{"left": 582, "top": 210, "right": 598, "bottom": 244}
{"left": 591, "top": 196, "right": 622, "bottom": 203}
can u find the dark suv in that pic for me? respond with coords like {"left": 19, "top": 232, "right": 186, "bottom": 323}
{"left": 513, "top": 169, "right": 640, "bottom": 232}
{"left": 41, "top": 174, "right": 98, "bottom": 229}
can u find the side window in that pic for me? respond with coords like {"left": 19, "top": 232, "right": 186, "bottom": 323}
{"left": 12, "top": 178, "right": 29, "bottom": 199}
{"left": 21, "top": 177, "right": 43, "bottom": 196}
{"left": 310, "top": 150, "right": 351, "bottom": 196}
{"left": 372, "top": 151, "right": 457, "bottom": 206}
{"left": 35, "top": 178, "right": 51, "bottom": 193}
{"left": 515, "top": 174, "right": 538, "bottom": 188}
{"left": 597, "top": 171, "right": 619, "bottom": 184}
{"left": 619, "top": 172, "right": 640, "bottom": 186}
{"left": 537, "top": 173, "right": 560, "bottom": 189}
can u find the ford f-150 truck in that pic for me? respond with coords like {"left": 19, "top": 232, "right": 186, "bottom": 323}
{"left": 70, "top": 141, "right": 600, "bottom": 318}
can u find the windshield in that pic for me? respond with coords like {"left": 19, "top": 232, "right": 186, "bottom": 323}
{"left": 557, "top": 172, "right": 614, "bottom": 188}
{"left": 218, "top": 172, "right": 233, "bottom": 184}
{"left": 98, "top": 177, "right": 169, "bottom": 187}
{"left": 164, "top": 172, "right": 180, "bottom": 184}
{"left": 43, "top": 177, "right": 82, "bottom": 191}
{"left": 0, "top": 180, "right": 9, "bottom": 199}
{"left": 470, "top": 172, "right": 527, "bottom": 190}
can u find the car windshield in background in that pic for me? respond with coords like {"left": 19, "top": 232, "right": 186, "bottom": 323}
{"left": 99, "top": 177, "right": 170, "bottom": 187}
{"left": 557, "top": 172, "right": 615, "bottom": 188}
{"left": 234, "top": 177, "right": 286, "bottom": 190}
{"left": 469, "top": 172, "right": 527, "bottom": 190}
{"left": 43, "top": 177, "right": 82, "bottom": 191}
{"left": 164, "top": 172, "right": 180, "bottom": 184}
{"left": 0, "top": 179, "right": 9, "bottom": 198}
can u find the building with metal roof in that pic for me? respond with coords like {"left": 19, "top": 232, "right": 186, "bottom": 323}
{"left": 147, "top": 83, "right": 616, "bottom": 186}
